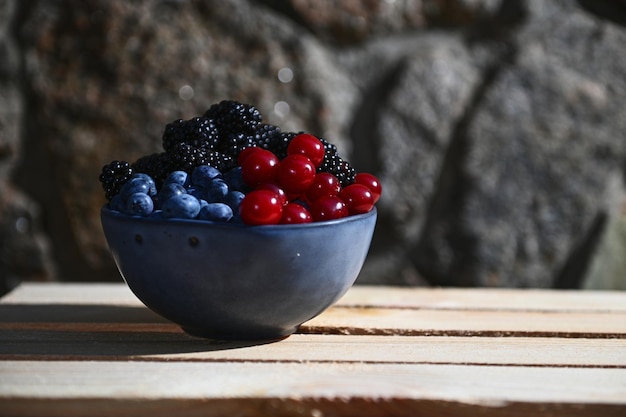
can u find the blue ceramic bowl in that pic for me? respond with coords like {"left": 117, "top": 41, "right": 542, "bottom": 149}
{"left": 101, "top": 207, "right": 376, "bottom": 340}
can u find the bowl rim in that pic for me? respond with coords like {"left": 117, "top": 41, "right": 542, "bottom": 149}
{"left": 101, "top": 205, "right": 377, "bottom": 230}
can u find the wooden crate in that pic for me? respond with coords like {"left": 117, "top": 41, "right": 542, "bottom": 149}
{"left": 1, "top": 283, "right": 625, "bottom": 416}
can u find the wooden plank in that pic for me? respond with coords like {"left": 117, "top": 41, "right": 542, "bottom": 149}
{"left": 339, "top": 286, "right": 626, "bottom": 312}
{"left": 302, "top": 307, "right": 626, "bottom": 338}
{"left": 1, "top": 331, "right": 626, "bottom": 367}
{"left": 2, "top": 287, "right": 625, "bottom": 338}
{"left": 1, "top": 361, "right": 625, "bottom": 417}
{"left": 2, "top": 305, "right": 624, "bottom": 338}
{"left": 0, "top": 283, "right": 141, "bottom": 306}
{"left": 4, "top": 283, "right": 626, "bottom": 313}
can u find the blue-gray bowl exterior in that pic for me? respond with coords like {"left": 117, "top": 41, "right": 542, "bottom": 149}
{"left": 101, "top": 207, "right": 377, "bottom": 340}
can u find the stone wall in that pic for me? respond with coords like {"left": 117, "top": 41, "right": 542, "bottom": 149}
{"left": 1, "top": 0, "right": 625, "bottom": 295}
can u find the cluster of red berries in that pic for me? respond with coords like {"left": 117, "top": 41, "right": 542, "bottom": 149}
{"left": 238, "top": 133, "right": 381, "bottom": 225}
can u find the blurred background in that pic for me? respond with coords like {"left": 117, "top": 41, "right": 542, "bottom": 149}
{"left": 1, "top": 0, "right": 625, "bottom": 295}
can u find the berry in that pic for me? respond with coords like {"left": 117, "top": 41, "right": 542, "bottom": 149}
{"left": 191, "top": 165, "right": 222, "bottom": 188}
{"left": 280, "top": 202, "right": 312, "bottom": 224}
{"left": 164, "top": 171, "right": 189, "bottom": 187}
{"left": 354, "top": 173, "right": 382, "bottom": 203}
{"left": 241, "top": 149, "right": 280, "bottom": 187}
{"left": 339, "top": 184, "right": 374, "bottom": 215}
{"left": 239, "top": 189, "right": 283, "bottom": 225}
{"left": 256, "top": 183, "right": 287, "bottom": 206}
{"left": 120, "top": 176, "right": 155, "bottom": 201}
{"left": 310, "top": 195, "right": 348, "bottom": 222}
{"left": 250, "top": 124, "right": 281, "bottom": 148}
{"left": 131, "top": 152, "right": 175, "bottom": 188}
{"left": 237, "top": 146, "right": 260, "bottom": 166}
{"left": 278, "top": 154, "right": 316, "bottom": 195}
{"left": 162, "top": 117, "right": 219, "bottom": 152}
{"left": 317, "top": 137, "right": 356, "bottom": 187}
{"left": 205, "top": 178, "right": 229, "bottom": 202}
{"left": 131, "top": 173, "right": 157, "bottom": 196}
{"left": 198, "top": 202, "right": 233, "bottom": 222}
{"left": 156, "top": 182, "right": 186, "bottom": 207}
{"left": 288, "top": 133, "right": 325, "bottom": 167}
{"left": 253, "top": 127, "right": 294, "bottom": 159}
{"left": 222, "top": 166, "right": 247, "bottom": 192}
{"left": 203, "top": 100, "right": 262, "bottom": 135}
{"left": 223, "top": 190, "right": 245, "bottom": 212}
{"left": 168, "top": 141, "right": 235, "bottom": 174}
{"left": 305, "top": 172, "right": 341, "bottom": 203}
{"left": 99, "top": 160, "right": 133, "bottom": 201}
{"left": 109, "top": 194, "right": 125, "bottom": 212}
{"left": 220, "top": 132, "right": 255, "bottom": 159}
{"left": 161, "top": 194, "right": 201, "bottom": 219}
{"left": 126, "top": 192, "right": 154, "bottom": 216}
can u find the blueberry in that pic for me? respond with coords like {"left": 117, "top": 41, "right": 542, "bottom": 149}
{"left": 205, "top": 178, "right": 229, "bottom": 202}
{"left": 149, "top": 209, "right": 164, "bottom": 219}
{"left": 223, "top": 166, "right": 248, "bottom": 192}
{"left": 156, "top": 182, "right": 186, "bottom": 207}
{"left": 164, "top": 170, "right": 189, "bottom": 187}
{"left": 187, "top": 186, "right": 207, "bottom": 201}
{"left": 126, "top": 192, "right": 154, "bottom": 216}
{"left": 109, "top": 194, "right": 125, "bottom": 212}
{"left": 161, "top": 194, "right": 201, "bottom": 219}
{"left": 130, "top": 173, "right": 157, "bottom": 196}
{"left": 191, "top": 165, "right": 222, "bottom": 188}
{"left": 197, "top": 202, "right": 233, "bottom": 222}
{"left": 120, "top": 177, "right": 154, "bottom": 201}
{"left": 223, "top": 190, "right": 245, "bottom": 212}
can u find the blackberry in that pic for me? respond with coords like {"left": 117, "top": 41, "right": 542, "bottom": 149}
{"left": 319, "top": 137, "right": 338, "bottom": 156}
{"left": 219, "top": 132, "right": 256, "bottom": 159}
{"left": 203, "top": 100, "right": 262, "bottom": 136}
{"left": 168, "top": 142, "right": 234, "bottom": 173}
{"left": 131, "top": 152, "right": 175, "bottom": 188}
{"left": 252, "top": 126, "right": 297, "bottom": 159}
{"left": 317, "top": 138, "right": 356, "bottom": 187}
{"left": 99, "top": 160, "right": 133, "bottom": 200}
{"left": 162, "top": 117, "right": 219, "bottom": 152}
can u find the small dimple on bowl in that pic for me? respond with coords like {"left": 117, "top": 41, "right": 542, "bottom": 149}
{"left": 101, "top": 207, "right": 377, "bottom": 341}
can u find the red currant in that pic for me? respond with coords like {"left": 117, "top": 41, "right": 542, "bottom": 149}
{"left": 287, "top": 133, "right": 325, "bottom": 167}
{"left": 239, "top": 189, "right": 283, "bottom": 225}
{"left": 339, "top": 184, "right": 374, "bottom": 215}
{"left": 305, "top": 172, "right": 341, "bottom": 203}
{"left": 280, "top": 202, "right": 312, "bottom": 224}
{"left": 310, "top": 195, "right": 348, "bottom": 222}
{"left": 241, "top": 149, "right": 280, "bottom": 187}
{"left": 354, "top": 172, "right": 382, "bottom": 203}
{"left": 256, "top": 183, "right": 287, "bottom": 206}
{"left": 278, "top": 154, "right": 316, "bottom": 195}
{"left": 237, "top": 146, "right": 260, "bottom": 166}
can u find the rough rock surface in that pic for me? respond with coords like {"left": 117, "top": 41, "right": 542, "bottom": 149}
{"left": 1, "top": 0, "right": 625, "bottom": 293}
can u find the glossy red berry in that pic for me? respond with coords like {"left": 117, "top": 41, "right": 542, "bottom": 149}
{"left": 280, "top": 202, "right": 312, "bottom": 224}
{"left": 237, "top": 146, "right": 260, "bottom": 166}
{"left": 354, "top": 173, "right": 382, "bottom": 203}
{"left": 306, "top": 172, "right": 341, "bottom": 203}
{"left": 278, "top": 154, "right": 316, "bottom": 195}
{"left": 339, "top": 184, "right": 374, "bottom": 215}
{"left": 241, "top": 149, "right": 280, "bottom": 187}
{"left": 256, "top": 183, "right": 288, "bottom": 206}
{"left": 239, "top": 189, "right": 283, "bottom": 225}
{"left": 310, "top": 195, "right": 348, "bottom": 222}
{"left": 287, "top": 133, "right": 325, "bottom": 167}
